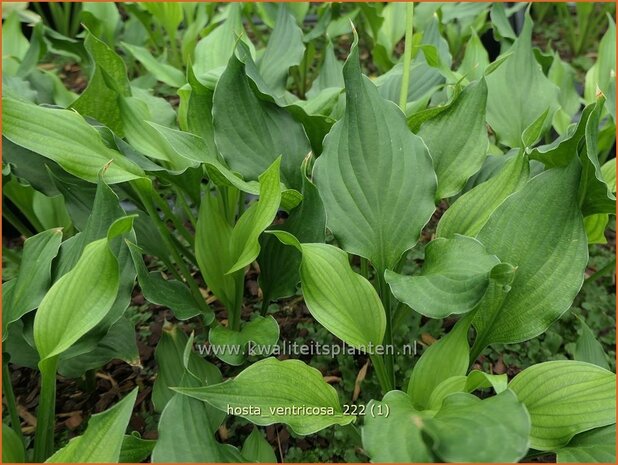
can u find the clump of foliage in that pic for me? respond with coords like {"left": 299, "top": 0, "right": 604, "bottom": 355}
{"left": 2, "top": 2, "right": 616, "bottom": 463}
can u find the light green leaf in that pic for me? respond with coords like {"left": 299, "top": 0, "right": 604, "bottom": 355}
{"left": 472, "top": 161, "right": 588, "bottom": 347}
{"left": 428, "top": 370, "right": 508, "bottom": 411}
{"left": 47, "top": 389, "right": 138, "bottom": 463}
{"left": 143, "top": 2, "right": 182, "bottom": 40}
{"left": 228, "top": 157, "right": 282, "bottom": 273}
{"left": 548, "top": 53, "right": 581, "bottom": 135}
{"left": 424, "top": 390, "right": 530, "bottom": 462}
{"left": 387, "top": 235, "right": 502, "bottom": 319}
{"left": 417, "top": 78, "right": 489, "bottom": 199}
{"left": 81, "top": 3, "right": 120, "bottom": 45}
{"left": 71, "top": 30, "right": 130, "bottom": 135}
{"left": 273, "top": 233, "right": 385, "bottom": 351}
{"left": 213, "top": 49, "right": 310, "bottom": 190}
{"left": 314, "top": 35, "right": 436, "bottom": 271}
{"left": 574, "top": 316, "right": 610, "bottom": 370}
{"left": 3, "top": 423, "right": 25, "bottom": 463}
{"left": 2, "top": 97, "right": 144, "bottom": 184}
{"left": 597, "top": 16, "right": 616, "bottom": 120}
{"left": 122, "top": 42, "right": 185, "bottom": 88}
{"left": 407, "top": 317, "right": 471, "bottom": 409}
{"left": 2, "top": 228, "right": 62, "bottom": 340}
{"left": 209, "top": 316, "right": 279, "bottom": 366}
{"left": 34, "top": 237, "right": 119, "bottom": 361}
{"left": 193, "top": 3, "right": 254, "bottom": 77}
{"left": 307, "top": 40, "right": 344, "bottom": 97}
{"left": 258, "top": 4, "right": 305, "bottom": 96}
{"left": 557, "top": 425, "right": 616, "bottom": 463}
{"left": 362, "top": 391, "right": 433, "bottom": 462}
{"left": 242, "top": 427, "right": 277, "bottom": 463}
{"left": 437, "top": 152, "right": 529, "bottom": 238}
{"left": 195, "top": 187, "right": 245, "bottom": 314}
{"left": 486, "top": 12, "right": 559, "bottom": 147}
{"left": 509, "top": 361, "right": 616, "bottom": 450}
{"left": 174, "top": 357, "right": 355, "bottom": 435}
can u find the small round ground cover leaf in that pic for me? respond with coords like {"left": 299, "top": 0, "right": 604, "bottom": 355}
{"left": 173, "top": 357, "right": 354, "bottom": 435}
{"left": 509, "top": 360, "right": 616, "bottom": 451}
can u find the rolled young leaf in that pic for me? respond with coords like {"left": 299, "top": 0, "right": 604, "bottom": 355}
{"left": 173, "top": 357, "right": 355, "bottom": 435}
{"left": 509, "top": 360, "right": 616, "bottom": 450}
{"left": 314, "top": 31, "right": 436, "bottom": 272}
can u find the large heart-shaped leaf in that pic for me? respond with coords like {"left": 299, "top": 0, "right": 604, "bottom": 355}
{"left": 314, "top": 34, "right": 436, "bottom": 272}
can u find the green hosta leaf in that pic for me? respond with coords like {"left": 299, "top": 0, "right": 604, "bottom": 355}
{"left": 258, "top": 158, "right": 326, "bottom": 304}
{"left": 174, "top": 357, "right": 354, "bottom": 435}
{"left": 472, "top": 161, "right": 588, "bottom": 347}
{"left": 3, "top": 423, "right": 25, "bottom": 463}
{"left": 579, "top": 97, "right": 616, "bottom": 216}
{"left": 122, "top": 42, "right": 185, "bottom": 88}
{"left": 372, "top": 2, "right": 407, "bottom": 71}
{"left": 509, "top": 361, "right": 616, "bottom": 450}
{"left": 242, "top": 427, "right": 277, "bottom": 463}
{"left": 193, "top": 3, "right": 254, "bottom": 77}
{"left": 143, "top": 2, "right": 182, "bottom": 40}
{"left": 151, "top": 391, "right": 244, "bottom": 463}
{"left": 597, "top": 16, "right": 616, "bottom": 120}
{"left": 457, "top": 29, "right": 489, "bottom": 82}
{"left": 213, "top": 49, "right": 310, "bottom": 190}
{"left": 574, "top": 316, "right": 610, "bottom": 370}
{"left": 47, "top": 389, "right": 138, "bottom": 463}
{"left": 273, "top": 232, "right": 385, "bottom": 350}
{"left": 128, "top": 241, "right": 203, "bottom": 321}
{"left": 228, "top": 157, "right": 282, "bottom": 274}
{"left": 71, "top": 30, "right": 130, "bottom": 135}
{"left": 437, "top": 151, "right": 529, "bottom": 237}
{"left": 362, "top": 391, "right": 433, "bottom": 462}
{"left": 258, "top": 4, "right": 304, "bottom": 96}
{"left": 386, "top": 235, "right": 501, "bottom": 319}
{"left": 307, "top": 40, "right": 344, "bottom": 97}
{"left": 118, "top": 433, "right": 156, "bottom": 463}
{"left": 407, "top": 317, "right": 471, "bottom": 409}
{"left": 424, "top": 390, "right": 530, "bottom": 462}
{"left": 209, "top": 316, "right": 279, "bottom": 366}
{"left": 2, "top": 98, "right": 144, "bottom": 184}
{"left": 81, "top": 3, "right": 120, "bottom": 45}
{"left": 418, "top": 78, "right": 489, "bottom": 199}
{"left": 486, "top": 11, "right": 559, "bottom": 147}
{"left": 195, "top": 187, "right": 244, "bottom": 314}
{"left": 152, "top": 323, "right": 223, "bottom": 416}
{"left": 314, "top": 34, "right": 436, "bottom": 272}
{"left": 548, "top": 53, "right": 581, "bottom": 135}
{"left": 58, "top": 317, "right": 139, "bottom": 378}
{"left": 557, "top": 425, "right": 616, "bottom": 463}
{"left": 34, "top": 237, "right": 119, "bottom": 361}
{"left": 2, "top": 228, "right": 62, "bottom": 340}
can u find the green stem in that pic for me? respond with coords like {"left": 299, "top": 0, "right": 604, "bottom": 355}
{"left": 152, "top": 192, "right": 195, "bottom": 248}
{"left": 398, "top": 2, "right": 415, "bottom": 112}
{"left": 3, "top": 359, "right": 24, "bottom": 447}
{"left": 370, "top": 354, "right": 393, "bottom": 393}
{"left": 174, "top": 188, "right": 197, "bottom": 229}
{"left": 2, "top": 208, "right": 34, "bottom": 237}
{"left": 132, "top": 182, "right": 210, "bottom": 316}
{"left": 33, "top": 356, "right": 59, "bottom": 462}
{"left": 376, "top": 271, "right": 395, "bottom": 390}
{"left": 584, "top": 257, "right": 616, "bottom": 286}
{"left": 360, "top": 257, "right": 369, "bottom": 280}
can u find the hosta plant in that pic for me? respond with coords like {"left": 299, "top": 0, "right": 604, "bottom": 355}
{"left": 2, "top": 2, "right": 616, "bottom": 463}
